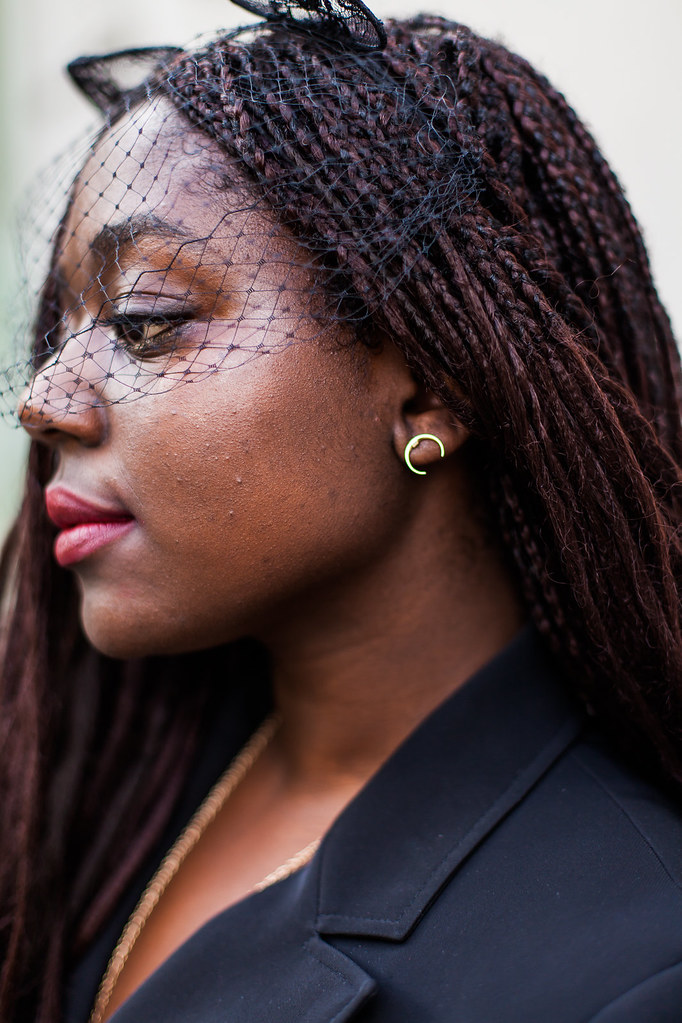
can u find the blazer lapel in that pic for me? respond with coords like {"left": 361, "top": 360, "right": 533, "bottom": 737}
{"left": 112, "top": 852, "right": 376, "bottom": 1023}
{"left": 112, "top": 626, "right": 582, "bottom": 1023}
{"left": 315, "top": 625, "right": 583, "bottom": 941}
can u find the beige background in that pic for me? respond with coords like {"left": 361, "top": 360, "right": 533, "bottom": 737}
{"left": 1, "top": 0, "right": 680, "bottom": 538}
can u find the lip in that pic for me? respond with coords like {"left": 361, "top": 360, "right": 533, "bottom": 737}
{"left": 45, "top": 487, "right": 135, "bottom": 568}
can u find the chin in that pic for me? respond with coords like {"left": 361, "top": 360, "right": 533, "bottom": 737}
{"left": 79, "top": 603, "right": 238, "bottom": 661}
{"left": 79, "top": 602, "right": 176, "bottom": 659}
{"left": 82, "top": 621, "right": 163, "bottom": 660}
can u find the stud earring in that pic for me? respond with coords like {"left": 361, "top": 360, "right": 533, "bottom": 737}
{"left": 403, "top": 433, "right": 445, "bottom": 476}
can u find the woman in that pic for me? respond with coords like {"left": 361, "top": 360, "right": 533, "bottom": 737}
{"left": 1, "top": 2, "right": 681, "bottom": 1020}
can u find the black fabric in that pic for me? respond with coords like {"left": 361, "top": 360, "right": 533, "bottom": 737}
{"left": 229, "top": 0, "right": 387, "bottom": 51}
{"left": 67, "top": 627, "right": 682, "bottom": 1022}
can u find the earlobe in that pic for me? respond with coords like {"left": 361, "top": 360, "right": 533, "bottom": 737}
{"left": 393, "top": 391, "right": 469, "bottom": 475}
{"left": 403, "top": 433, "right": 446, "bottom": 475}
{"left": 371, "top": 339, "right": 469, "bottom": 474}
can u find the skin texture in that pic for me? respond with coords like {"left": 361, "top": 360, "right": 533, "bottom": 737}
{"left": 20, "top": 100, "right": 525, "bottom": 1016}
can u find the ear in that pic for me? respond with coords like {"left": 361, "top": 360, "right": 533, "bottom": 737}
{"left": 392, "top": 382, "right": 469, "bottom": 475}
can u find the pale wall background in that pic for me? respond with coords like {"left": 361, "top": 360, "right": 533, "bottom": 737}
{"left": 1, "top": 0, "right": 680, "bottom": 538}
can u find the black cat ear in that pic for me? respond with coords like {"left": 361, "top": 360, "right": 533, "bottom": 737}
{"left": 67, "top": 47, "right": 184, "bottom": 114}
{"left": 229, "top": 0, "right": 386, "bottom": 51}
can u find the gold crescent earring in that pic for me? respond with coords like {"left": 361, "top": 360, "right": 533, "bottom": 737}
{"left": 403, "top": 433, "right": 445, "bottom": 476}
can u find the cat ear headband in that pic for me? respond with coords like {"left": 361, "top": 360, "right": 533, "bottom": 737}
{"left": 228, "top": 0, "right": 386, "bottom": 49}
{"left": 67, "top": 0, "right": 386, "bottom": 115}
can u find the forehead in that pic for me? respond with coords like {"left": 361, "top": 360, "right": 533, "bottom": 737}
{"left": 62, "top": 97, "right": 293, "bottom": 279}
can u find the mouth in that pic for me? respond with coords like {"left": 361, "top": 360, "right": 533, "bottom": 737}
{"left": 45, "top": 487, "right": 136, "bottom": 568}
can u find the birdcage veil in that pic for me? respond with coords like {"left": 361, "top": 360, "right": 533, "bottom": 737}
{"left": 0, "top": 0, "right": 486, "bottom": 427}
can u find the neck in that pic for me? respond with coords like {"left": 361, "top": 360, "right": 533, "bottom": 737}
{"left": 260, "top": 479, "right": 526, "bottom": 791}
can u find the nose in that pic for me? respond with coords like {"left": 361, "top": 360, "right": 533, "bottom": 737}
{"left": 17, "top": 336, "right": 107, "bottom": 447}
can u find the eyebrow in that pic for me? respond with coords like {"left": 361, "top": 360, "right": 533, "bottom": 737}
{"left": 89, "top": 215, "right": 193, "bottom": 269}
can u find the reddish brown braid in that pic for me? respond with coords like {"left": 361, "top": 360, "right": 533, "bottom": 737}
{"left": 1, "top": 15, "right": 681, "bottom": 1022}
{"left": 164, "top": 14, "right": 682, "bottom": 778}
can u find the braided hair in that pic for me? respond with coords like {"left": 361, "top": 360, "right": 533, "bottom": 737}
{"left": 1, "top": 14, "right": 680, "bottom": 1021}
{"left": 162, "top": 14, "right": 682, "bottom": 775}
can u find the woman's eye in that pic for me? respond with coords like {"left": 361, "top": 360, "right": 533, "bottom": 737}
{"left": 103, "top": 313, "right": 189, "bottom": 359}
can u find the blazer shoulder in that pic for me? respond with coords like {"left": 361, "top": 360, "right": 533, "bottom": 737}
{"left": 587, "top": 959, "right": 682, "bottom": 1022}
{"left": 565, "top": 735, "right": 682, "bottom": 891}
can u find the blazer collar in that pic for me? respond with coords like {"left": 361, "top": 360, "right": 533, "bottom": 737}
{"left": 110, "top": 625, "right": 584, "bottom": 1023}
{"left": 314, "top": 624, "right": 583, "bottom": 940}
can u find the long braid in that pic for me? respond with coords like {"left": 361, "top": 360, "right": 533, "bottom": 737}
{"left": 476, "top": 37, "right": 682, "bottom": 443}
{"left": 164, "top": 16, "right": 682, "bottom": 784}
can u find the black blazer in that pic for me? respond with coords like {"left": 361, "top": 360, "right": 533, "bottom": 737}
{"left": 68, "top": 627, "right": 682, "bottom": 1022}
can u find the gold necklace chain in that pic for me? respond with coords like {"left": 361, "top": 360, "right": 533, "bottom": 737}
{"left": 89, "top": 714, "right": 320, "bottom": 1023}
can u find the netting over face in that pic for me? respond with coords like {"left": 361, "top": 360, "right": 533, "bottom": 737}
{"left": 3, "top": 20, "right": 482, "bottom": 428}
{"left": 5, "top": 106, "right": 357, "bottom": 425}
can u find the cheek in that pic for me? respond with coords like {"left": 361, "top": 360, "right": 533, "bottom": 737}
{"left": 80, "top": 349, "right": 404, "bottom": 656}
{"left": 141, "top": 375, "right": 393, "bottom": 574}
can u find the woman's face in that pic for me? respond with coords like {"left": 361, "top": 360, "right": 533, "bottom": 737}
{"left": 20, "top": 100, "right": 418, "bottom": 658}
